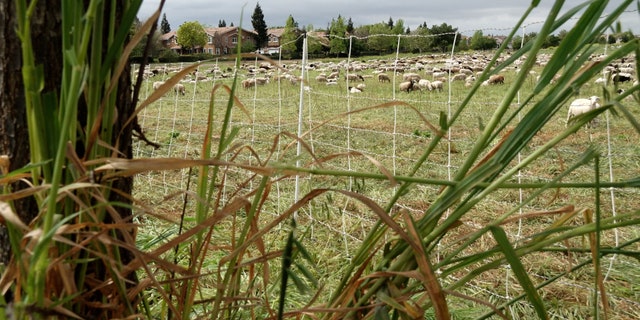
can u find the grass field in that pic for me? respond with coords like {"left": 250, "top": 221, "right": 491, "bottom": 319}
{"left": 131, "top": 48, "right": 640, "bottom": 318}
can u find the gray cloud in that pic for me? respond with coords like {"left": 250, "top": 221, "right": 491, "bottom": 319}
{"left": 138, "top": 1, "right": 639, "bottom": 36}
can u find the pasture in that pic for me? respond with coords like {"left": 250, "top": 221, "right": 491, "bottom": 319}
{"left": 132, "top": 49, "right": 640, "bottom": 318}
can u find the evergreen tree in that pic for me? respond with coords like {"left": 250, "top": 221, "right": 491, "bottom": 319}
{"left": 160, "top": 13, "right": 171, "bottom": 34}
{"left": 251, "top": 3, "right": 269, "bottom": 49}
{"left": 218, "top": 19, "right": 227, "bottom": 27}
{"left": 387, "top": 17, "right": 394, "bottom": 28}
{"left": 346, "top": 17, "right": 354, "bottom": 34}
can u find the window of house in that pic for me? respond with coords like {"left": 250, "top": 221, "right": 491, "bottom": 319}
{"left": 216, "top": 47, "right": 220, "bottom": 55}
{"left": 208, "top": 36, "right": 213, "bottom": 44}
{"left": 208, "top": 48, "right": 213, "bottom": 54}
{"left": 231, "top": 35, "right": 238, "bottom": 44}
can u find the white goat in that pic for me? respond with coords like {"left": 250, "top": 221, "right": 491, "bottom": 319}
{"left": 566, "top": 96, "right": 601, "bottom": 127}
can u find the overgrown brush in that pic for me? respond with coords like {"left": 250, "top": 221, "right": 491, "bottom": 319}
{"left": 1, "top": 0, "right": 639, "bottom": 319}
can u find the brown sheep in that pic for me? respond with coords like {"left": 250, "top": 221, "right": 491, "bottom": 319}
{"left": 377, "top": 73, "right": 391, "bottom": 82}
{"left": 399, "top": 80, "right": 415, "bottom": 92}
{"left": 488, "top": 74, "right": 505, "bottom": 85}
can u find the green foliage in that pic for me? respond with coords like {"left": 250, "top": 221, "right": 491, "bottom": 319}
{"left": 366, "top": 23, "right": 394, "bottom": 53}
{"left": 469, "top": 30, "right": 498, "bottom": 50}
{"left": 329, "top": 15, "right": 348, "bottom": 56}
{"left": 157, "top": 48, "right": 180, "bottom": 62}
{"left": 176, "top": 21, "right": 207, "bottom": 52}
{"left": 281, "top": 15, "right": 299, "bottom": 58}
{"left": 407, "top": 24, "right": 432, "bottom": 53}
{"left": 251, "top": 3, "right": 269, "bottom": 48}
{"left": 428, "top": 22, "right": 460, "bottom": 52}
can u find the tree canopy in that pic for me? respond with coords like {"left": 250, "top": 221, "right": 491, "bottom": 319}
{"left": 251, "top": 3, "right": 269, "bottom": 49}
{"left": 329, "top": 15, "right": 347, "bottom": 56}
{"left": 281, "top": 15, "right": 299, "bottom": 58}
{"left": 160, "top": 13, "right": 171, "bottom": 34}
{"left": 176, "top": 21, "right": 207, "bottom": 52}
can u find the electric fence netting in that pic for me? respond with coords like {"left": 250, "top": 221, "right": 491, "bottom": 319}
{"left": 131, "top": 7, "right": 640, "bottom": 318}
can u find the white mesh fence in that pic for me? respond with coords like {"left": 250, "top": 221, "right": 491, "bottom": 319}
{"left": 132, "top": 14, "right": 640, "bottom": 315}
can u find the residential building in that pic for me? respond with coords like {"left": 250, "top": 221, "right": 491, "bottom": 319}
{"left": 160, "top": 27, "right": 257, "bottom": 55}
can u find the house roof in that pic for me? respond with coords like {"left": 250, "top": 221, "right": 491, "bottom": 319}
{"left": 267, "top": 28, "right": 286, "bottom": 37}
{"left": 204, "top": 26, "right": 257, "bottom": 36}
{"left": 159, "top": 30, "right": 176, "bottom": 41}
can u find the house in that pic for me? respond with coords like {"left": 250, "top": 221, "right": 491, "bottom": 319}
{"left": 160, "top": 27, "right": 257, "bottom": 55}
{"left": 159, "top": 31, "right": 181, "bottom": 53}
{"left": 203, "top": 27, "right": 256, "bottom": 55}
{"left": 262, "top": 28, "right": 286, "bottom": 55}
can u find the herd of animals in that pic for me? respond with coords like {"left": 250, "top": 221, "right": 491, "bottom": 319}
{"left": 143, "top": 52, "right": 637, "bottom": 127}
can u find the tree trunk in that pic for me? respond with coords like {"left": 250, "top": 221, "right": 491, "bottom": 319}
{"left": 0, "top": 1, "right": 137, "bottom": 317}
{"left": 0, "top": 0, "right": 63, "bottom": 264}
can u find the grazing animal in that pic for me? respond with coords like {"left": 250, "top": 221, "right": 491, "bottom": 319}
{"left": 254, "top": 77, "right": 269, "bottom": 85}
{"left": 403, "top": 73, "right": 421, "bottom": 82}
{"left": 430, "top": 80, "right": 444, "bottom": 91}
{"left": 346, "top": 74, "right": 365, "bottom": 81}
{"left": 377, "top": 73, "right": 391, "bottom": 82}
{"left": 152, "top": 81, "right": 185, "bottom": 96}
{"left": 399, "top": 80, "right": 415, "bottom": 92}
{"left": 451, "top": 73, "right": 467, "bottom": 82}
{"left": 416, "top": 79, "right": 432, "bottom": 91}
{"left": 612, "top": 72, "right": 633, "bottom": 83}
{"left": 327, "top": 71, "right": 340, "bottom": 79}
{"left": 242, "top": 78, "right": 256, "bottom": 89}
{"left": 174, "top": 83, "right": 186, "bottom": 95}
{"left": 487, "top": 74, "right": 505, "bottom": 85}
{"left": 566, "top": 96, "right": 601, "bottom": 127}
{"left": 152, "top": 81, "right": 164, "bottom": 90}
{"left": 348, "top": 83, "right": 366, "bottom": 93}
{"left": 315, "top": 74, "right": 327, "bottom": 82}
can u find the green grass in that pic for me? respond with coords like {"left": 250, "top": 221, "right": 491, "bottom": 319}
{"left": 131, "top": 39, "right": 640, "bottom": 318}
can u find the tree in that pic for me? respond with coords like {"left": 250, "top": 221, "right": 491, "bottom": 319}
{"left": 387, "top": 17, "right": 394, "bottom": 29}
{"left": 131, "top": 17, "right": 165, "bottom": 61}
{"left": 469, "top": 30, "right": 497, "bottom": 50}
{"left": 160, "top": 13, "right": 171, "bottom": 34}
{"left": 408, "top": 24, "right": 432, "bottom": 53}
{"left": 367, "top": 22, "right": 394, "bottom": 54}
{"left": 1, "top": 0, "right": 142, "bottom": 317}
{"left": 218, "top": 19, "right": 227, "bottom": 27}
{"left": 281, "top": 15, "right": 299, "bottom": 58}
{"left": 329, "top": 15, "right": 348, "bottom": 56}
{"left": 346, "top": 17, "right": 354, "bottom": 34}
{"left": 176, "top": 21, "right": 207, "bottom": 53}
{"left": 428, "top": 23, "right": 459, "bottom": 52}
{"left": 251, "top": 3, "right": 268, "bottom": 49}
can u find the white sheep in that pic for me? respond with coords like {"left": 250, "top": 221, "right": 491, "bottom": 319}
{"left": 174, "top": 83, "right": 186, "bottom": 95}
{"left": 416, "top": 79, "right": 431, "bottom": 91}
{"left": 566, "top": 96, "right": 601, "bottom": 127}
{"left": 403, "top": 73, "right": 421, "bottom": 82}
{"left": 152, "top": 81, "right": 165, "bottom": 90}
{"left": 430, "top": 80, "right": 444, "bottom": 91}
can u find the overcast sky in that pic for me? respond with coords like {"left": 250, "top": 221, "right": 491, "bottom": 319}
{"left": 137, "top": 1, "right": 639, "bottom": 36}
